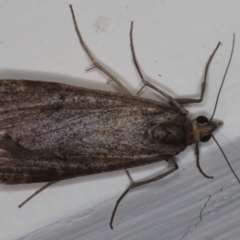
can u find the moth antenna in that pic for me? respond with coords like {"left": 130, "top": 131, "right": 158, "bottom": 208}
{"left": 212, "top": 134, "right": 240, "bottom": 184}
{"left": 209, "top": 34, "right": 239, "bottom": 184}
{"left": 210, "top": 33, "right": 235, "bottom": 122}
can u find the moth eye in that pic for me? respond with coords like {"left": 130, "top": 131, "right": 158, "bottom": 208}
{"left": 196, "top": 116, "right": 211, "bottom": 142}
{"left": 196, "top": 116, "right": 209, "bottom": 124}
{"left": 200, "top": 134, "right": 211, "bottom": 142}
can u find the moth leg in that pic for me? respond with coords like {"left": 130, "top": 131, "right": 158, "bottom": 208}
{"left": 195, "top": 141, "right": 213, "bottom": 179}
{"left": 174, "top": 42, "right": 221, "bottom": 104}
{"left": 110, "top": 158, "right": 178, "bottom": 229}
{"left": 69, "top": 5, "right": 131, "bottom": 95}
{"left": 130, "top": 22, "right": 187, "bottom": 114}
{"left": 18, "top": 181, "right": 58, "bottom": 208}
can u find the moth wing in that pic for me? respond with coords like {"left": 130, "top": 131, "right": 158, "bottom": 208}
{"left": 0, "top": 80, "right": 183, "bottom": 183}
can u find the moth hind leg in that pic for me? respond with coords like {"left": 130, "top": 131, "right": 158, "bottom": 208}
{"left": 18, "top": 181, "right": 57, "bottom": 208}
{"left": 110, "top": 158, "right": 178, "bottom": 229}
{"left": 69, "top": 5, "right": 131, "bottom": 96}
{"left": 0, "top": 132, "right": 57, "bottom": 206}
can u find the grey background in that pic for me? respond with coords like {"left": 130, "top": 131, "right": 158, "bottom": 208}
{"left": 0, "top": 0, "right": 240, "bottom": 239}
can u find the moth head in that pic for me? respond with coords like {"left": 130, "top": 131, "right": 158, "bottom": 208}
{"left": 193, "top": 116, "right": 223, "bottom": 142}
{"left": 186, "top": 34, "right": 240, "bottom": 184}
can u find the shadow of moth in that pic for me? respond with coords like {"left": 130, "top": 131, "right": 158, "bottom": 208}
{"left": 0, "top": 5, "right": 238, "bottom": 229}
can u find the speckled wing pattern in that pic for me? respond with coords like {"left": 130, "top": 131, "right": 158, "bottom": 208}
{"left": 0, "top": 80, "right": 186, "bottom": 183}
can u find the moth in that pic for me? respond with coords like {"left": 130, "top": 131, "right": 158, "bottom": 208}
{"left": 0, "top": 5, "right": 238, "bottom": 229}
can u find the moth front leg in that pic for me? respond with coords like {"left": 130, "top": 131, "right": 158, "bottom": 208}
{"left": 174, "top": 42, "right": 221, "bottom": 104}
{"left": 69, "top": 5, "right": 131, "bottom": 96}
{"left": 129, "top": 22, "right": 221, "bottom": 110}
{"left": 110, "top": 158, "right": 178, "bottom": 229}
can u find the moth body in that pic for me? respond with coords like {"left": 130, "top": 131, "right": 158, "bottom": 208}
{"left": 0, "top": 79, "right": 219, "bottom": 184}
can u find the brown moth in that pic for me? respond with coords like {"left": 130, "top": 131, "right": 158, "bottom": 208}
{"left": 0, "top": 5, "right": 238, "bottom": 229}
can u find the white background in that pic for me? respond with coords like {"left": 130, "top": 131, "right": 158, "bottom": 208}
{"left": 0, "top": 0, "right": 240, "bottom": 240}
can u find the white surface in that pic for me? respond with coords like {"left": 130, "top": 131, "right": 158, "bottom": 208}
{"left": 0, "top": 0, "right": 240, "bottom": 240}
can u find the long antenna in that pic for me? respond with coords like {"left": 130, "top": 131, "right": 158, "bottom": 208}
{"left": 212, "top": 134, "right": 240, "bottom": 184}
{"left": 210, "top": 33, "right": 240, "bottom": 184}
{"left": 210, "top": 34, "right": 235, "bottom": 122}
